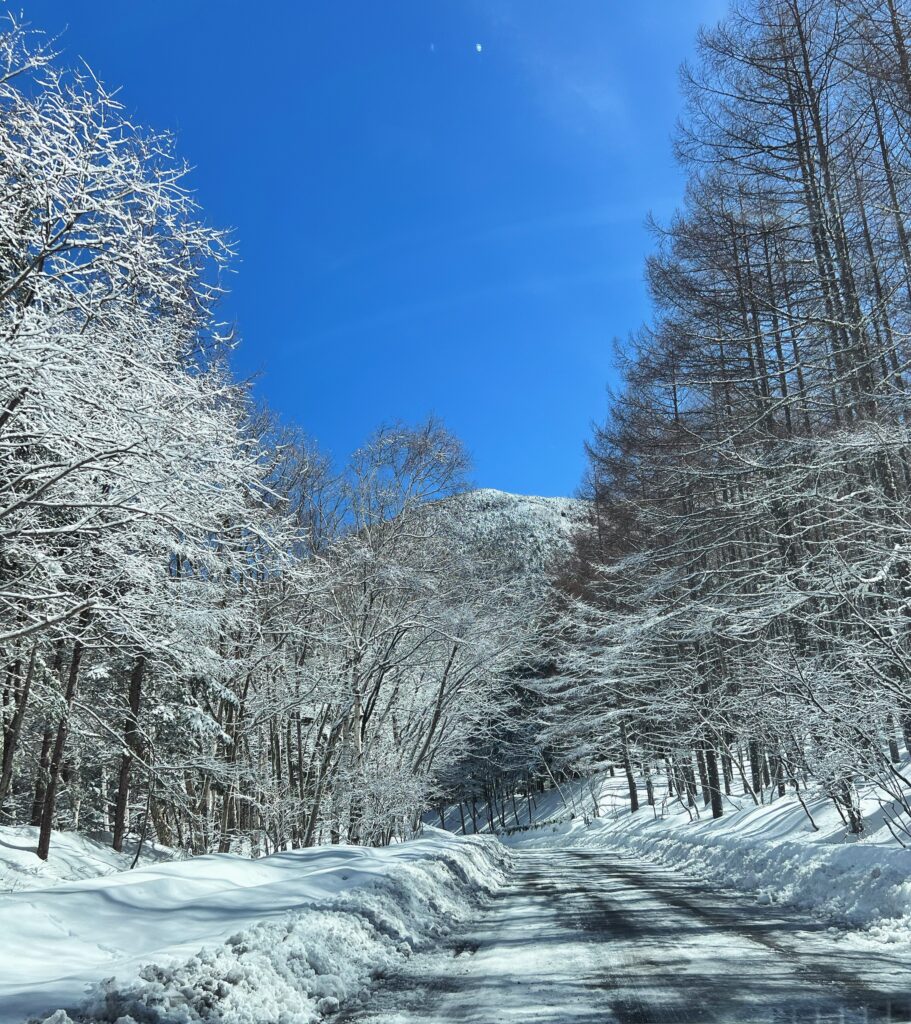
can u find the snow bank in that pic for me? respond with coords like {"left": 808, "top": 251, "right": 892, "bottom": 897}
{"left": 511, "top": 773, "right": 911, "bottom": 943}
{"left": 0, "top": 826, "right": 175, "bottom": 894}
{"left": 0, "top": 828, "right": 506, "bottom": 1024}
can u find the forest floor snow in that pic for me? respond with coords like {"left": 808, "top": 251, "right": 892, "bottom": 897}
{"left": 0, "top": 825, "right": 176, "bottom": 894}
{"left": 0, "top": 828, "right": 507, "bottom": 1024}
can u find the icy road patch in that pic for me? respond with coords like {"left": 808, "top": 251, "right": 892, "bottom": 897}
{"left": 344, "top": 847, "right": 911, "bottom": 1024}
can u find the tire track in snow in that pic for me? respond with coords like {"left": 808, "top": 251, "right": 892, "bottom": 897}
{"left": 343, "top": 848, "right": 911, "bottom": 1023}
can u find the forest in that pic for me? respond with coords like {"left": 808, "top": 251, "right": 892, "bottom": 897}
{"left": 538, "top": 0, "right": 911, "bottom": 842}
{"left": 0, "top": 20, "right": 549, "bottom": 860}
{"left": 5, "top": 0, "right": 911, "bottom": 864}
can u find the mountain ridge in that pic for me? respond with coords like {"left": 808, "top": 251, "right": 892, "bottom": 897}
{"left": 438, "top": 486, "right": 588, "bottom": 578}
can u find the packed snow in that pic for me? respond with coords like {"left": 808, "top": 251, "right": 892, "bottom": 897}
{"left": 0, "top": 828, "right": 507, "bottom": 1024}
{"left": 343, "top": 847, "right": 911, "bottom": 1024}
{"left": 6, "top": 781, "right": 911, "bottom": 1024}
{"left": 435, "top": 769, "right": 911, "bottom": 945}
{"left": 551, "top": 782, "right": 911, "bottom": 945}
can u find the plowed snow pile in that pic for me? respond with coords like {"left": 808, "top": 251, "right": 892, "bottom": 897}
{"left": 0, "top": 829, "right": 507, "bottom": 1024}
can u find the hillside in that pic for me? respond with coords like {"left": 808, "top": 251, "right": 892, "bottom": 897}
{"left": 438, "top": 488, "right": 588, "bottom": 578}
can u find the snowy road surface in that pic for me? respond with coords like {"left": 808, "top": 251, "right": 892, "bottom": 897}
{"left": 344, "top": 848, "right": 911, "bottom": 1024}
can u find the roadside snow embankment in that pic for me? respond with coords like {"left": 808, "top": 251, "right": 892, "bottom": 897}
{"left": 0, "top": 828, "right": 507, "bottom": 1024}
{"left": 510, "top": 775, "right": 911, "bottom": 943}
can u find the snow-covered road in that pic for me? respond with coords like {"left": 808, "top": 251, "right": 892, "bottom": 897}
{"left": 345, "top": 848, "right": 911, "bottom": 1024}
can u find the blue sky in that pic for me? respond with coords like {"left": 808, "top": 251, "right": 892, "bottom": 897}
{"left": 23, "top": 1, "right": 728, "bottom": 497}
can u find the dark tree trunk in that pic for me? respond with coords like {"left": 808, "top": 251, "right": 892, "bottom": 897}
{"left": 695, "top": 747, "right": 710, "bottom": 807}
{"left": 112, "top": 656, "right": 145, "bottom": 852}
{"left": 748, "top": 740, "right": 763, "bottom": 799}
{"left": 620, "top": 720, "right": 639, "bottom": 813}
{"left": 720, "top": 740, "right": 733, "bottom": 797}
{"left": 702, "top": 743, "right": 724, "bottom": 819}
{"left": 0, "top": 647, "right": 37, "bottom": 808}
{"left": 643, "top": 762, "right": 655, "bottom": 807}
{"left": 37, "top": 613, "right": 90, "bottom": 861}
{"left": 30, "top": 722, "right": 53, "bottom": 826}
{"left": 887, "top": 716, "right": 902, "bottom": 764}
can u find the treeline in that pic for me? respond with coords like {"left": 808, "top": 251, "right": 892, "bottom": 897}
{"left": 542, "top": 0, "right": 911, "bottom": 838}
{"left": 0, "top": 23, "right": 543, "bottom": 859}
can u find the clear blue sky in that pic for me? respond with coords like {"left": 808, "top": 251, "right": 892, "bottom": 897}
{"left": 23, "top": 1, "right": 727, "bottom": 497}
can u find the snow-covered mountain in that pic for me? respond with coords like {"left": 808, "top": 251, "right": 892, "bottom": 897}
{"left": 437, "top": 488, "right": 588, "bottom": 577}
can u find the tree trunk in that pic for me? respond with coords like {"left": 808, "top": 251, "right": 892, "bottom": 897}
{"left": 695, "top": 747, "right": 710, "bottom": 807}
{"left": 0, "top": 646, "right": 37, "bottom": 808}
{"left": 643, "top": 762, "right": 655, "bottom": 807}
{"left": 620, "top": 720, "right": 639, "bottom": 813}
{"left": 702, "top": 743, "right": 724, "bottom": 819}
{"left": 30, "top": 722, "right": 53, "bottom": 826}
{"left": 112, "top": 656, "right": 145, "bottom": 852}
{"left": 37, "top": 612, "right": 90, "bottom": 861}
{"left": 748, "top": 740, "right": 764, "bottom": 800}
